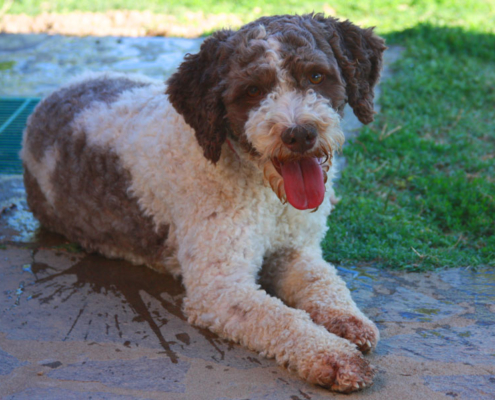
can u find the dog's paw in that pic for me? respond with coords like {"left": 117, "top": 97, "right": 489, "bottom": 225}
{"left": 302, "top": 350, "right": 375, "bottom": 392}
{"left": 310, "top": 310, "right": 379, "bottom": 353}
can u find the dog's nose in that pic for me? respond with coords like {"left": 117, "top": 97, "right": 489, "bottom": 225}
{"left": 281, "top": 125, "right": 317, "bottom": 153}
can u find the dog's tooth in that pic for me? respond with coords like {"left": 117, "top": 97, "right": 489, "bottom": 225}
{"left": 366, "top": 340, "right": 372, "bottom": 348}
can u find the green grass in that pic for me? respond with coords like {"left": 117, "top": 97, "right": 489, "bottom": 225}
{"left": 0, "top": 61, "right": 15, "bottom": 71}
{"left": 2, "top": 0, "right": 494, "bottom": 270}
{"left": 323, "top": 24, "right": 495, "bottom": 270}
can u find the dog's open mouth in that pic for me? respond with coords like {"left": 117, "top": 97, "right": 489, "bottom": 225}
{"left": 273, "top": 157, "right": 325, "bottom": 210}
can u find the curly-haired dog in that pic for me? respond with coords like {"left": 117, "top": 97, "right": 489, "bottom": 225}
{"left": 21, "top": 14, "right": 385, "bottom": 392}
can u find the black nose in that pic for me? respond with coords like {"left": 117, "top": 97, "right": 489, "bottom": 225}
{"left": 281, "top": 125, "right": 317, "bottom": 153}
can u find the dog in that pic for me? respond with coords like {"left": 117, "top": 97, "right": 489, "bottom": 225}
{"left": 21, "top": 13, "right": 386, "bottom": 392}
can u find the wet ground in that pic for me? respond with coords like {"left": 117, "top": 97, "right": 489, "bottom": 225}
{"left": 1, "top": 34, "right": 494, "bottom": 399}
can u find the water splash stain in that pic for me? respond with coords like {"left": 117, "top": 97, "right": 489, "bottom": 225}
{"left": 176, "top": 333, "right": 190, "bottom": 345}
{"left": 195, "top": 327, "right": 226, "bottom": 361}
{"left": 30, "top": 253, "right": 229, "bottom": 363}
{"left": 22, "top": 262, "right": 56, "bottom": 281}
{"left": 3, "top": 200, "right": 243, "bottom": 363}
{"left": 34, "top": 254, "right": 184, "bottom": 362}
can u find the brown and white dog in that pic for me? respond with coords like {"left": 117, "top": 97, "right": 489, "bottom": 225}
{"left": 22, "top": 14, "right": 386, "bottom": 392}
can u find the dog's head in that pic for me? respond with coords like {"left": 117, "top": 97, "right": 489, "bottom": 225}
{"left": 167, "top": 14, "right": 386, "bottom": 210}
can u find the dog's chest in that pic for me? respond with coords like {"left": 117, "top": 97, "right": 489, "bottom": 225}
{"left": 77, "top": 89, "right": 331, "bottom": 253}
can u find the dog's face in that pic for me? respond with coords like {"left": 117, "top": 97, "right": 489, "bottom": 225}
{"left": 167, "top": 14, "right": 386, "bottom": 210}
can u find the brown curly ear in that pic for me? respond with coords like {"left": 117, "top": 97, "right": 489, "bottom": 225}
{"left": 166, "top": 30, "right": 234, "bottom": 163}
{"left": 314, "top": 14, "right": 386, "bottom": 124}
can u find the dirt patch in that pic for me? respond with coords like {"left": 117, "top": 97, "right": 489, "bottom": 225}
{"left": 0, "top": 11, "right": 245, "bottom": 38}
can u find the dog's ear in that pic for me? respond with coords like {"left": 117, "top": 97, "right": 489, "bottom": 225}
{"left": 315, "top": 15, "right": 386, "bottom": 124}
{"left": 166, "top": 30, "right": 234, "bottom": 163}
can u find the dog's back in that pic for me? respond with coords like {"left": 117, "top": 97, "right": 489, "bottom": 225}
{"left": 21, "top": 73, "right": 173, "bottom": 269}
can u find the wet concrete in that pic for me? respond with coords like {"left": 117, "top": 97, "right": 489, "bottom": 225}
{"left": 1, "top": 176, "right": 495, "bottom": 399}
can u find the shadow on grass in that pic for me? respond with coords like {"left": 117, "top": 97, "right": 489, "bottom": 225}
{"left": 387, "top": 23, "right": 495, "bottom": 62}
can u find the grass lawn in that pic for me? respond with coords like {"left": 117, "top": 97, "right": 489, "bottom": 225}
{"left": 323, "top": 24, "right": 495, "bottom": 271}
{"left": 2, "top": 0, "right": 494, "bottom": 270}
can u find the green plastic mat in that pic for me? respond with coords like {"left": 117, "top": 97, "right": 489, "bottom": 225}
{"left": 0, "top": 97, "right": 40, "bottom": 174}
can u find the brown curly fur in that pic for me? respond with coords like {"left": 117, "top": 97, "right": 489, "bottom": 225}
{"left": 315, "top": 15, "right": 387, "bottom": 124}
{"left": 166, "top": 30, "right": 235, "bottom": 163}
{"left": 309, "top": 308, "right": 380, "bottom": 353}
{"left": 166, "top": 13, "right": 386, "bottom": 163}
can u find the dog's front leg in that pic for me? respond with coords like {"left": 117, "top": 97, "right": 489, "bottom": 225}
{"left": 265, "top": 250, "right": 379, "bottom": 353}
{"left": 177, "top": 227, "right": 374, "bottom": 392}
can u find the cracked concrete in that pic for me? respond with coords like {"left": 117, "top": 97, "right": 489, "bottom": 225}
{"left": 1, "top": 33, "right": 494, "bottom": 399}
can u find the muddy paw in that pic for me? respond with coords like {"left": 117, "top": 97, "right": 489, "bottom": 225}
{"left": 310, "top": 310, "right": 379, "bottom": 353}
{"left": 304, "top": 351, "right": 375, "bottom": 393}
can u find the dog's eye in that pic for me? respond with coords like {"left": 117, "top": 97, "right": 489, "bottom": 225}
{"left": 247, "top": 86, "right": 261, "bottom": 97}
{"left": 309, "top": 72, "right": 324, "bottom": 85}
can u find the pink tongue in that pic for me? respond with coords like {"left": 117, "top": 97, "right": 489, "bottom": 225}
{"left": 280, "top": 158, "right": 325, "bottom": 210}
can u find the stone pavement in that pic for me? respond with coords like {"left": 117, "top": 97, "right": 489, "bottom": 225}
{"left": 0, "top": 34, "right": 203, "bottom": 97}
{"left": 0, "top": 34, "right": 494, "bottom": 399}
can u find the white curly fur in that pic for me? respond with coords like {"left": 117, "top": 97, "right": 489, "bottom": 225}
{"left": 22, "top": 14, "right": 385, "bottom": 390}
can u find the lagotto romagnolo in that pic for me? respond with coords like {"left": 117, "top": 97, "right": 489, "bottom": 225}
{"left": 22, "top": 14, "right": 386, "bottom": 392}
